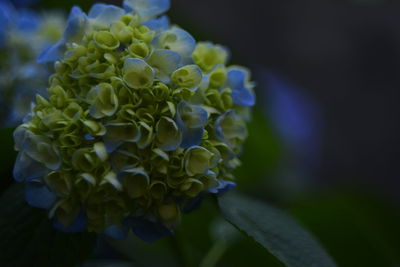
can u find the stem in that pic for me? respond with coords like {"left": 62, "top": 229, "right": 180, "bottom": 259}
{"left": 199, "top": 239, "right": 229, "bottom": 267}
{"left": 169, "top": 235, "right": 192, "bottom": 267}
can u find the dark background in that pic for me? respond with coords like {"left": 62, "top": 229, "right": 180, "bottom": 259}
{"left": 167, "top": 0, "right": 400, "bottom": 200}
{"left": 166, "top": 1, "right": 400, "bottom": 265}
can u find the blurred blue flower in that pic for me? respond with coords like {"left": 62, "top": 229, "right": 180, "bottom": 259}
{"left": 0, "top": 1, "right": 14, "bottom": 47}
{"left": 0, "top": 1, "right": 65, "bottom": 126}
{"left": 260, "top": 70, "right": 323, "bottom": 175}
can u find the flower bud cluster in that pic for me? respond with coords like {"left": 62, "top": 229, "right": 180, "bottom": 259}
{"left": 13, "top": 0, "right": 255, "bottom": 240}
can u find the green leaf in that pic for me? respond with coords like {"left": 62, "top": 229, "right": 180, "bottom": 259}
{"left": 175, "top": 197, "right": 284, "bottom": 267}
{"left": 290, "top": 192, "right": 400, "bottom": 267}
{"left": 0, "top": 183, "right": 97, "bottom": 267}
{"left": 218, "top": 193, "right": 336, "bottom": 267}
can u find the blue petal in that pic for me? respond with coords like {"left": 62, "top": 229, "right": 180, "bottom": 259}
{"left": 13, "top": 152, "right": 48, "bottom": 182}
{"left": 25, "top": 181, "right": 57, "bottom": 209}
{"left": 231, "top": 86, "right": 255, "bottom": 107}
{"left": 123, "top": 0, "right": 170, "bottom": 22}
{"left": 227, "top": 69, "right": 245, "bottom": 90}
{"left": 88, "top": 3, "right": 125, "bottom": 29}
{"left": 182, "top": 194, "right": 203, "bottom": 213}
{"left": 154, "top": 28, "right": 196, "bottom": 60}
{"left": 176, "top": 101, "right": 208, "bottom": 148}
{"left": 104, "top": 225, "right": 129, "bottom": 240}
{"left": 123, "top": 58, "right": 155, "bottom": 86}
{"left": 84, "top": 134, "right": 95, "bottom": 140}
{"left": 176, "top": 101, "right": 208, "bottom": 129}
{"left": 53, "top": 209, "right": 87, "bottom": 233}
{"left": 183, "top": 180, "right": 236, "bottom": 213}
{"left": 180, "top": 127, "right": 203, "bottom": 149}
{"left": 147, "top": 49, "right": 180, "bottom": 83}
{"left": 143, "top": 15, "right": 169, "bottom": 32}
{"left": 104, "top": 138, "right": 123, "bottom": 153}
{"left": 227, "top": 68, "right": 255, "bottom": 107}
{"left": 125, "top": 217, "right": 172, "bottom": 243}
{"left": 102, "top": 122, "right": 141, "bottom": 153}
{"left": 13, "top": 126, "right": 30, "bottom": 150}
{"left": 37, "top": 40, "right": 64, "bottom": 63}
{"left": 64, "top": 6, "right": 87, "bottom": 43}
{"left": 206, "top": 180, "right": 236, "bottom": 194}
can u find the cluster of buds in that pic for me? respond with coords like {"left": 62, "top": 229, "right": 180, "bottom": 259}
{"left": 13, "top": 0, "right": 255, "bottom": 241}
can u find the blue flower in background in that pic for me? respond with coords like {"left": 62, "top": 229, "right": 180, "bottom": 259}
{"left": 13, "top": 0, "right": 255, "bottom": 242}
{"left": 260, "top": 70, "right": 322, "bottom": 176}
{"left": 0, "top": 1, "right": 65, "bottom": 126}
{"left": 0, "top": 1, "right": 14, "bottom": 47}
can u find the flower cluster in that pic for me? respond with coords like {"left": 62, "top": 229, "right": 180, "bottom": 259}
{"left": 0, "top": 1, "right": 65, "bottom": 126}
{"left": 13, "top": 0, "right": 255, "bottom": 241}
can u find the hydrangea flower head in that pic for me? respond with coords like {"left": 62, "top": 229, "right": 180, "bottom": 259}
{"left": 13, "top": 0, "right": 256, "bottom": 241}
{"left": 0, "top": 1, "right": 65, "bottom": 126}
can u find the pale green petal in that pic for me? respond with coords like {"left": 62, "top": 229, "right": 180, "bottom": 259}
{"left": 121, "top": 168, "right": 150, "bottom": 198}
{"left": 94, "top": 142, "right": 108, "bottom": 161}
{"left": 45, "top": 171, "right": 72, "bottom": 197}
{"left": 111, "top": 21, "right": 134, "bottom": 43}
{"left": 152, "top": 148, "right": 169, "bottom": 161}
{"left": 105, "top": 121, "right": 141, "bottom": 142}
{"left": 146, "top": 49, "right": 180, "bottom": 83}
{"left": 72, "top": 148, "right": 98, "bottom": 172}
{"left": 155, "top": 116, "right": 182, "bottom": 151}
{"left": 123, "top": 58, "right": 154, "bottom": 89}
{"left": 63, "top": 102, "right": 83, "bottom": 121}
{"left": 209, "top": 64, "right": 227, "bottom": 89}
{"left": 101, "top": 171, "right": 122, "bottom": 191}
{"left": 192, "top": 42, "right": 229, "bottom": 72}
{"left": 83, "top": 120, "right": 107, "bottom": 136}
{"left": 184, "top": 146, "right": 213, "bottom": 176}
{"left": 127, "top": 40, "right": 150, "bottom": 58}
{"left": 149, "top": 181, "right": 167, "bottom": 200}
{"left": 87, "top": 83, "right": 119, "bottom": 118}
{"left": 23, "top": 132, "right": 61, "bottom": 170}
{"left": 171, "top": 64, "right": 202, "bottom": 90}
{"left": 137, "top": 121, "right": 154, "bottom": 149}
{"left": 157, "top": 202, "right": 180, "bottom": 224}
{"left": 94, "top": 31, "right": 120, "bottom": 50}
{"left": 180, "top": 178, "right": 203, "bottom": 197}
